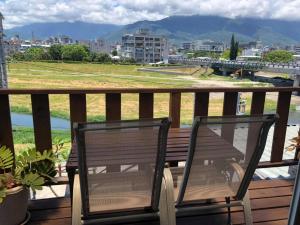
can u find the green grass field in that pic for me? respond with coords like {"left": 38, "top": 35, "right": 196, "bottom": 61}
{"left": 7, "top": 61, "right": 289, "bottom": 151}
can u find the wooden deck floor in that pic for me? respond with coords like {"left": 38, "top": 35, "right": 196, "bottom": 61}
{"left": 28, "top": 179, "right": 294, "bottom": 225}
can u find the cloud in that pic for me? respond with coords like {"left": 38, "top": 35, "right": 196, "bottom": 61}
{"left": 0, "top": 0, "right": 299, "bottom": 29}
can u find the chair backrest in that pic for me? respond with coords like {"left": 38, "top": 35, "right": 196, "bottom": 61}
{"left": 75, "top": 118, "right": 171, "bottom": 218}
{"left": 176, "top": 114, "right": 276, "bottom": 206}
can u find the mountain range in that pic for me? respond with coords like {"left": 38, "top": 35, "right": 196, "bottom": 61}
{"left": 6, "top": 15, "right": 300, "bottom": 45}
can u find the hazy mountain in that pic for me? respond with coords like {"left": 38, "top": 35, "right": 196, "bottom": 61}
{"left": 105, "top": 15, "right": 300, "bottom": 45}
{"left": 5, "top": 16, "right": 300, "bottom": 45}
{"left": 5, "top": 21, "right": 122, "bottom": 40}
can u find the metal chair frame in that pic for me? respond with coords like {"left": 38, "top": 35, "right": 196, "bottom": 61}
{"left": 72, "top": 118, "right": 171, "bottom": 225}
{"left": 165, "top": 114, "right": 277, "bottom": 225}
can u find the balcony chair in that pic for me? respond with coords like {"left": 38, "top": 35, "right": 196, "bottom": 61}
{"left": 163, "top": 114, "right": 277, "bottom": 225}
{"left": 72, "top": 118, "right": 171, "bottom": 225}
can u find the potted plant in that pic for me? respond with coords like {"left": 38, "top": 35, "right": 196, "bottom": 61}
{"left": 0, "top": 146, "right": 57, "bottom": 225}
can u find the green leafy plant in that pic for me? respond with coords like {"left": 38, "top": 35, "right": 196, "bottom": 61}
{"left": 0, "top": 146, "right": 57, "bottom": 203}
{"left": 286, "top": 129, "right": 300, "bottom": 160}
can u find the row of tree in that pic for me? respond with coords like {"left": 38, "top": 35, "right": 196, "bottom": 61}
{"left": 11, "top": 44, "right": 118, "bottom": 63}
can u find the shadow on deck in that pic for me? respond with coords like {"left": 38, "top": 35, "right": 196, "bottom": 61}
{"left": 28, "top": 179, "right": 293, "bottom": 225}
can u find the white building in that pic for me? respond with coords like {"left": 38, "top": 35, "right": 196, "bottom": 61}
{"left": 242, "top": 48, "right": 262, "bottom": 57}
{"left": 121, "top": 29, "right": 168, "bottom": 63}
{"left": 194, "top": 40, "right": 224, "bottom": 52}
{"left": 88, "top": 39, "right": 111, "bottom": 54}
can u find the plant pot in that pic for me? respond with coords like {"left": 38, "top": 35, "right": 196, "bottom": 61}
{"left": 0, "top": 186, "right": 30, "bottom": 225}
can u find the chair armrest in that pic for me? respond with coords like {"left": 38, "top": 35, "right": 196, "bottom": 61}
{"left": 229, "top": 162, "right": 245, "bottom": 180}
{"left": 72, "top": 174, "right": 82, "bottom": 225}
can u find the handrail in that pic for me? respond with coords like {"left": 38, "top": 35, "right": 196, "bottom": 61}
{"left": 0, "top": 87, "right": 299, "bottom": 94}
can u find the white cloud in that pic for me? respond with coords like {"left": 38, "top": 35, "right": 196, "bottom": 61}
{"left": 0, "top": 0, "right": 300, "bottom": 29}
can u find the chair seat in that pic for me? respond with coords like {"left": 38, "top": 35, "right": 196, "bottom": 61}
{"left": 170, "top": 165, "right": 235, "bottom": 203}
{"left": 87, "top": 171, "right": 153, "bottom": 213}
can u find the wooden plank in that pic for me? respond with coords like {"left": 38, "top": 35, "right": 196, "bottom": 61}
{"left": 31, "top": 94, "right": 52, "bottom": 152}
{"left": 245, "top": 92, "right": 266, "bottom": 162}
{"left": 271, "top": 91, "right": 292, "bottom": 162}
{"left": 27, "top": 179, "right": 293, "bottom": 225}
{"left": 69, "top": 94, "right": 87, "bottom": 140}
{"left": 139, "top": 93, "right": 154, "bottom": 119}
{"left": 169, "top": 92, "right": 181, "bottom": 128}
{"left": 222, "top": 92, "right": 238, "bottom": 143}
{"left": 0, "top": 94, "right": 14, "bottom": 154}
{"left": 106, "top": 93, "right": 121, "bottom": 121}
{"left": 194, "top": 92, "right": 209, "bottom": 117}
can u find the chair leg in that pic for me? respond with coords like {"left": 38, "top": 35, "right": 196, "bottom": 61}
{"left": 242, "top": 191, "right": 253, "bottom": 225}
{"left": 159, "top": 178, "right": 169, "bottom": 225}
{"left": 72, "top": 174, "right": 82, "bottom": 225}
{"left": 225, "top": 197, "right": 232, "bottom": 225}
{"left": 164, "top": 168, "right": 176, "bottom": 225}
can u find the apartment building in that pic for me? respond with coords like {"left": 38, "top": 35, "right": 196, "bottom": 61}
{"left": 194, "top": 40, "right": 224, "bottom": 52}
{"left": 121, "top": 29, "right": 168, "bottom": 63}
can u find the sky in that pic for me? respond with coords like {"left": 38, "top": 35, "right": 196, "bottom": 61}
{"left": 1, "top": 0, "right": 300, "bottom": 29}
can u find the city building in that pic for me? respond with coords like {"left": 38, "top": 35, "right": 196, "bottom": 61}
{"left": 293, "top": 45, "right": 300, "bottom": 55}
{"left": 3, "top": 40, "right": 20, "bottom": 55}
{"left": 88, "top": 38, "right": 111, "bottom": 54}
{"left": 121, "top": 29, "right": 168, "bottom": 63}
{"left": 241, "top": 48, "right": 262, "bottom": 57}
{"left": 193, "top": 40, "right": 224, "bottom": 52}
{"left": 182, "top": 42, "right": 195, "bottom": 51}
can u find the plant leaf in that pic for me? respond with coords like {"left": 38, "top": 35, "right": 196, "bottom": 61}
{"left": 0, "top": 146, "right": 14, "bottom": 170}
{"left": 21, "top": 172, "right": 45, "bottom": 192}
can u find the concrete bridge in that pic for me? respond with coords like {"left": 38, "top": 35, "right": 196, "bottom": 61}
{"left": 168, "top": 58, "right": 300, "bottom": 94}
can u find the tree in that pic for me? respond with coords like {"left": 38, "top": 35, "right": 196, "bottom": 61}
{"left": 229, "top": 34, "right": 239, "bottom": 60}
{"left": 12, "top": 52, "right": 25, "bottom": 61}
{"left": 61, "top": 45, "right": 88, "bottom": 61}
{"left": 112, "top": 49, "right": 118, "bottom": 56}
{"left": 24, "top": 47, "right": 50, "bottom": 61}
{"left": 49, "top": 44, "right": 63, "bottom": 60}
{"left": 94, "top": 52, "right": 111, "bottom": 63}
{"left": 263, "top": 50, "right": 294, "bottom": 63}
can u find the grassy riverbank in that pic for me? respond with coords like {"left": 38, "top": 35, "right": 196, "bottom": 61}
{"left": 7, "top": 61, "right": 294, "bottom": 150}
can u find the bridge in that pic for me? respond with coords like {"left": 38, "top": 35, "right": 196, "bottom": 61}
{"left": 168, "top": 58, "right": 300, "bottom": 94}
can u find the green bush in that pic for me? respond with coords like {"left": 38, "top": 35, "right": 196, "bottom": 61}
{"left": 61, "top": 44, "right": 88, "bottom": 61}
{"left": 263, "top": 50, "right": 294, "bottom": 63}
{"left": 24, "top": 48, "right": 50, "bottom": 61}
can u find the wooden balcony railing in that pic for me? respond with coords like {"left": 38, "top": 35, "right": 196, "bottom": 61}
{"left": 0, "top": 87, "right": 299, "bottom": 168}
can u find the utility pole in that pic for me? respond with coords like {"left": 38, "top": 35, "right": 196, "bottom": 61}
{"left": 0, "top": 12, "right": 8, "bottom": 88}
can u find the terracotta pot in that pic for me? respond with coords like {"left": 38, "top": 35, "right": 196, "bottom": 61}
{"left": 0, "top": 186, "right": 30, "bottom": 225}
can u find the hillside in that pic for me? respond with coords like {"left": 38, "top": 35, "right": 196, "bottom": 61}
{"left": 5, "top": 21, "right": 122, "bottom": 40}
{"left": 105, "top": 15, "right": 300, "bottom": 45}
{"left": 5, "top": 16, "right": 300, "bottom": 45}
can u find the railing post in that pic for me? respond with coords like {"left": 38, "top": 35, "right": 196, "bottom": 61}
{"left": 0, "top": 94, "right": 14, "bottom": 155}
{"left": 194, "top": 92, "right": 209, "bottom": 117}
{"left": 222, "top": 92, "right": 238, "bottom": 143}
{"left": 169, "top": 92, "right": 181, "bottom": 128}
{"left": 106, "top": 93, "right": 121, "bottom": 121}
{"left": 271, "top": 91, "right": 292, "bottom": 162}
{"left": 31, "top": 94, "right": 52, "bottom": 152}
{"left": 139, "top": 93, "right": 154, "bottom": 119}
{"left": 70, "top": 94, "right": 87, "bottom": 141}
{"left": 246, "top": 92, "right": 266, "bottom": 162}
{"left": 105, "top": 93, "right": 121, "bottom": 172}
